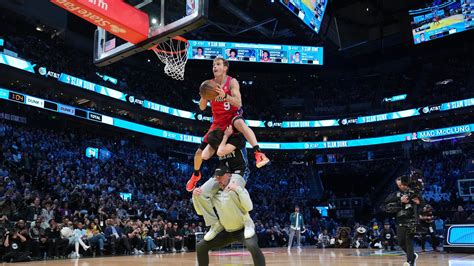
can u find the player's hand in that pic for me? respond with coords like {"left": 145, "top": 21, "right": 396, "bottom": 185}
{"left": 214, "top": 85, "right": 226, "bottom": 99}
{"left": 193, "top": 187, "right": 202, "bottom": 196}
{"left": 225, "top": 181, "right": 239, "bottom": 192}
{"left": 224, "top": 125, "right": 233, "bottom": 137}
{"left": 401, "top": 195, "right": 409, "bottom": 204}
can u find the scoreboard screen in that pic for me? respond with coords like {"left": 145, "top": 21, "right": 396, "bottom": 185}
{"left": 188, "top": 40, "right": 323, "bottom": 65}
{"left": 410, "top": 0, "right": 474, "bottom": 44}
{"left": 280, "top": 0, "right": 328, "bottom": 33}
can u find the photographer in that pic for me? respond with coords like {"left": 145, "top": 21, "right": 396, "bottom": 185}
{"left": 418, "top": 204, "right": 439, "bottom": 252}
{"left": 3, "top": 228, "right": 31, "bottom": 262}
{"left": 384, "top": 176, "right": 421, "bottom": 266}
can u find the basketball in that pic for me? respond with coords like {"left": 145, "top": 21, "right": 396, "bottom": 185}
{"left": 199, "top": 79, "right": 219, "bottom": 100}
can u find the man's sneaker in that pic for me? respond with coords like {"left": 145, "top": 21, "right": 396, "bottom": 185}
{"left": 414, "top": 253, "right": 419, "bottom": 265}
{"left": 204, "top": 222, "right": 224, "bottom": 241}
{"left": 186, "top": 171, "right": 201, "bottom": 192}
{"left": 403, "top": 263, "right": 410, "bottom": 266}
{"left": 172, "top": 248, "right": 177, "bottom": 253}
{"left": 255, "top": 152, "right": 270, "bottom": 168}
{"left": 244, "top": 215, "right": 255, "bottom": 239}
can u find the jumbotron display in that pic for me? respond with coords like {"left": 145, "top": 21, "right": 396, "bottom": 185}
{"left": 280, "top": 0, "right": 328, "bottom": 33}
{"left": 188, "top": 40, "right": 323, "bottom": 65}
{"left": 410, "top": 0, "right": 474, "bottom": 44}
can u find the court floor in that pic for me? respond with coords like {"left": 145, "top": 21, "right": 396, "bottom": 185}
{"left": 10, "top": 247, "right": 474, "bottom": 266}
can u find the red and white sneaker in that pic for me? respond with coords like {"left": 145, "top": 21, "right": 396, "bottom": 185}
{"left": 186, "top": 171, "right": 201, "bottom": 192}
{"left": 255, "top": 151, "right": 270, "bottom": 168}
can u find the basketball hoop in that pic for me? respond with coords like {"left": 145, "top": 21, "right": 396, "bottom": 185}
{"left": 150, "top": 36, "right": 189, "bottom": 80}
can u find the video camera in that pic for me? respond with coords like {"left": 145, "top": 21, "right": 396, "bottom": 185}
{"left": 400, "top": 169, "right": 425, "bottom": 195}
{"left": 383, "top": 169, "right": 425, "bottom": 215}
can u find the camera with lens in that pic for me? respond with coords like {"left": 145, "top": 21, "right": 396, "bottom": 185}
{"left": 383, "top": 169, "right": 425, "bottom": 218}
{"left": 401, "top": 169, "right": 425, "bottom": 195}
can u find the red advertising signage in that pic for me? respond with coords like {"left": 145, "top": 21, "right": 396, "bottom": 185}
{"left": 50, "top": 0, "right": 149, "bottom": 44}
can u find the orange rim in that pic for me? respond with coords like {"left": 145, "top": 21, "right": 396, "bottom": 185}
{"left": 149, "top": 36, "right": 189, "bottom": 55}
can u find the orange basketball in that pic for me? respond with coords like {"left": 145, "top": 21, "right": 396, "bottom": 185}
{"left": 199, "top": 79, "right": 219, "bottom": 100}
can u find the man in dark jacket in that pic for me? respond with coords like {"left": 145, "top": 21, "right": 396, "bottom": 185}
{"left": 104, "top": 219, "right": 130, "bottom": 255}
{"left": 384, "top": 176, "right": 421, "bottom": 266}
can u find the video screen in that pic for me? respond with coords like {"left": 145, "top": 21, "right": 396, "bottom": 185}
{"left": 85, "top": 147, "right": 99, "bottom": 159}
{"left": 188, "top": 40, "right": 323, "bottom": 65}
{"left": 410, "top": 0, "right": 474, "bottom": 44}
{"left": 315, "top": 206, "right": 329, "bottom": 217}
{"left": 280, "top": 0, "right": 328, "bottom": 33}
{"left": 120, "top": 192, "right": 132, "bottom": 201}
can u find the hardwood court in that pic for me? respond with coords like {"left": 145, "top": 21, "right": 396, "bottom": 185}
{"left": 10, "top": 247, "right": 474, "bottom": 266}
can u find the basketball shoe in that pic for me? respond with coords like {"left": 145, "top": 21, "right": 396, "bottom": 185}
{"left": 255, "top": 151, "right": 270, "bottom": 168}
{"left": 244, "top": 213, "right": 255, "bottom": 239}
{"left": 204, "top": 222, "right": 224, "bottom": 241}
{"left": 186, "top": 171, "right": 201, "bottom": 192}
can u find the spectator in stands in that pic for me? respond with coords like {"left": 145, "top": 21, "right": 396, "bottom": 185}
{"left": 45, "top": 219, "right": 68, "bottom": 258}
{"left": 180, "top": 223, "right": 193, "bottom": 251}
{"left": 379, "top": 222, "right": 396, "bottom": 251}
{"left": 453, "top": 205, "right": 469, "bottom": 223}
{"left": 70, "top": 222, "right": 90, "bottom": 258}
{"left": 317, "top": 229, "right": 333, "bottom": 248}
{"left": 352, "top": 226, "right": 369, "bottom": 249}
{"left": 26, "top": 197, "right": 42, "bottom": 222}
{"left": 86, "top": 222, "right": 106, "bottom": 256}
{"left": 334, "top": 227, "right": 351, "bottom": 248}
{"left": 28, "top": 216, "right": 46, "bottom": 258}
{"left": 40, "top": 201, "right": 54, "bottom": 228}
{"left": 434, "top": 217, "right": 444, "bottom": 236}
{"left": 104, "top": 219, "right": 129, "bottom": 255}
{"left": 169, "top": 222, "right": 184, "bottom": 252}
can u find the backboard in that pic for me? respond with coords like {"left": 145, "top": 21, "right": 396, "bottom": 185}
{"left": 93, "top": 0, "right": 208, "bottom": 66}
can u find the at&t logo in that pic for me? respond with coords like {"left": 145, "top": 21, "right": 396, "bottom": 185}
{"left": 39, "top": 67, "right": 47, "bottom": 76}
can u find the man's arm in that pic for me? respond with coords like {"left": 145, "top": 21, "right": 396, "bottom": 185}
{"left": 216, "top": 126, "right": 238, "bottom": 157}
{"left": 384, "top": 191, "right": 400, "bottom": 205}
{"left": 227, "top": 182, "right": 253, "bottom": 212}
{"left": 215, "top": 78, "right": 242, "bottom": 109}
{"left": 199, "top": 97, "right": 208, "bottom": 111}
{"left": 17, "top": 232, "right": 27, "bottom": 242}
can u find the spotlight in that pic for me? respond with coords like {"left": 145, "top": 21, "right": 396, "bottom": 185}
{"left": 151, "top": 18, "right": 157, "bottom": 24}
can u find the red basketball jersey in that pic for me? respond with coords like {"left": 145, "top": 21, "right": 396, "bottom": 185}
{"left": 210, "top": 76, "right": 241, "bottom": 125}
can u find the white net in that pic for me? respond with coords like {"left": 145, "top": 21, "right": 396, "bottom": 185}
{"left": 151, "top": 37, "right": 189, "bottom": 80}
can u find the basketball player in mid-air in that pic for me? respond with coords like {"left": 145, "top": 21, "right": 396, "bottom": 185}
{"left": 186, "top": 57, "right": 269, "bottom": 192}
{"left": 193, "top": 125, "right": 255, "bottom": 241}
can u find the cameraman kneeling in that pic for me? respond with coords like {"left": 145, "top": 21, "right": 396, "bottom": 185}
{"left": 384, "top": 176, "right": 421, "bottom": 266}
